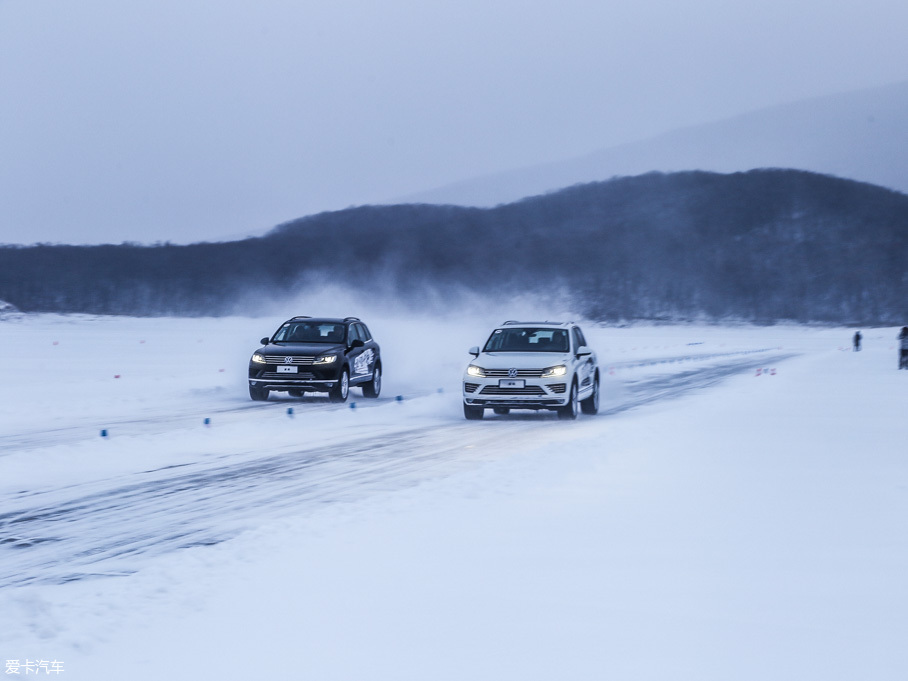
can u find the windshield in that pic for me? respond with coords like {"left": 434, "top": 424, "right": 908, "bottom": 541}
{"left": 272, "top": 321, "right": 347, "bottom": 344}
{"left": 482, "top": 327, "right": 570, "bottom": 353}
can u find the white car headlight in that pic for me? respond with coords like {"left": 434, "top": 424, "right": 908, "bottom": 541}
{"left": 251, "top": 353, "right": 266, "bottom": 364}
{"left": 541, "top": 364, "right": 567, "bottom": 378}
{"left": 314, "top": 354, "right": 337, "bottom": 365}
{"left": 466, "top": 364, "right": 486, "bottom": 377}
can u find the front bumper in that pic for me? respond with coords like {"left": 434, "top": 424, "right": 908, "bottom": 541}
{"left": 462, "top": 380, "right": 569, "bottom": 409}
{"left": 249, "top": 364, "right": 342, "bottom": 392}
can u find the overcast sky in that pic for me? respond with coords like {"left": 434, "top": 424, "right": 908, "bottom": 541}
{"left": 2, "top": 0, "right": 908, "bottom": 245}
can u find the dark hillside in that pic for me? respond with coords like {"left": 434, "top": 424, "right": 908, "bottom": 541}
{"left": 1, "top": 169, "right": 906, "bottom": 323}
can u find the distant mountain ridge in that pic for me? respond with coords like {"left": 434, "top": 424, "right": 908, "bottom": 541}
{"left": 397, "top": 81, "right": 908, "bottom": 207}
{"left": 1, "top": 169, "right": 906, "bottom": 324}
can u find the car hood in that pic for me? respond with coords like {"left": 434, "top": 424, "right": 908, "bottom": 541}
{"left": 256, "top": 342, "right": 345, "bottom": 357}
{"left": 472, "top": 352, "right": 570, "bottom": 370}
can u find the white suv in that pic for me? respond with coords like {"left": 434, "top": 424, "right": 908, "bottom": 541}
{"left": 462, "top": 321, "right": 600, "bottom": 420}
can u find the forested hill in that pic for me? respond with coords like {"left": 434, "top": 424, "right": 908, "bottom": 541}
{"left": 2, "top": 169, "right": 907, "bottom": 324}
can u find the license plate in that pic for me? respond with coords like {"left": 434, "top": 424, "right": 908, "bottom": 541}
{"left": 499, "top": 379, "right": 524, "bottom": 388}
{"left": 277, "top": 365, "right": 298, "bottom": 373}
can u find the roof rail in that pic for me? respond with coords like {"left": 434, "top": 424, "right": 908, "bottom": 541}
{"left": 290, "top": 315, "right": 312, "bottom": 320}
{"left": 343, "top": 316, "right": 361, "bottom": 322}
{"left": 502, "top": 320, "right": 567, "bottom": 326}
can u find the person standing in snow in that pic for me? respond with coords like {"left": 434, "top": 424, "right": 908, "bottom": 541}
{"left": 853, "top": 331, "right": 862, "bottom": 351}
{"left": 898, "top": 327, "right": 908, "bottom": 369}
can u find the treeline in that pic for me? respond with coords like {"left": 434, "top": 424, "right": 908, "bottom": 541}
{"left": 1, "top": 169, "right": 907, "bottom": 324}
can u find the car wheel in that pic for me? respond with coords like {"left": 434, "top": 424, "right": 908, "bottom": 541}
{"left": 362, "top": 363, "right": 381, "bottom": 398}
{"left": 557, "top": 380, "right": 579, "bottom": 420}
{"left": 463, "top": 403, "right": 484, "bottom": 420}
{"left": 249, "top": 384, "right": 270, "bottom": 401}
{"left": 329, "top": 368, "right": 350, "bottom": 403}
{"left": 493, "top": 407, "right": 510, "bottom": 415}
{"left": 580, "top": 376, "right": 599, "bottom": 415}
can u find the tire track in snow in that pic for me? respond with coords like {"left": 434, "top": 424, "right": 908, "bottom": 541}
{"left": 602, "top": 352, "right": 797, "bottom": 415}
{"left": 0, "top": 425, "right": 529, "bottom": 588}
{"left": 0, "top": 392, "right": 435, "bottom": 453}
{"left": 0, "top": 351, "right": 797, "bottom": 589}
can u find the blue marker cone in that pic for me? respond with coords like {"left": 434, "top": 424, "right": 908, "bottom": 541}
{"left": 203, "top": 417, "right": 211, "bottom": 427}
{"left": 100, "top": 429, "right": 108, "bottom": 438}
{"left": 395, "top": 395, "right": 404, "bottom": 402}
{"left": 287, "top": 407, "right": 294, "bottom": 417}
{"left": 349, "top": 402, "right": 357, "bottom": 409}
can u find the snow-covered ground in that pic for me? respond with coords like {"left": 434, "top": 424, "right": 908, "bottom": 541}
{"left": 1, "top": 311, "right": 906, "bottom": 680}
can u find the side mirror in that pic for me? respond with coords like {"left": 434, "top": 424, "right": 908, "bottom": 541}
{"left": 350, "top": 339, "right": 365, "bottom": 349}
{"left": 576, "top": 345, "right": 592, "bottom": 357}
{"left": 469, "top": 346, "right": 480, "bottom": 357}
{"left": 260, "top": 337, "right": 270, "bottom": 345}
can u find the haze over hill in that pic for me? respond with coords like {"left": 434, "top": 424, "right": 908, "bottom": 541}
{"left": 399, "top": 82, "right": 908, "bottom": 207}
{"left": 1, "top": 170, "right": 906, "bottom": 325}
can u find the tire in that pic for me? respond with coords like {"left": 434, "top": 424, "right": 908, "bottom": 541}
{"left": 329, "top": 368, "right": 350, "bottom": 403}
{"left": 492, "top": 407, "right": 510, "bottom": 415}
{"left": 249, "top": 384, "right": 270, "bottom": 401}
{"left": 463, "top": 403, "right": 484, "bottom": 420}
{"left": 580, "top": 376, "right": 599, "bottom": 415}
{"left": 362, "top": 364, "right": 381, "bottom": 398}
{"left": 557, "top": 381, "right": 579, "bottom": 420}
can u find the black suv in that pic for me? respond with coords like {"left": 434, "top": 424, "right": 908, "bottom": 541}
{"left": 248, "top": 316, "right": 381, "bottom": 402}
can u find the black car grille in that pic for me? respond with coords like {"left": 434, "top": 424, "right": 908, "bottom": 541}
{"left": 546, "top": 383, "right": 567, "bottom": 394}
{"left": 480, "top": 385, "right": 546, "bottom": 396}
{"left": 483, "top": 368, "right": 545, "bottom": 378}
{"left": 264, "top": 355, "right": 316, "bottom": 365}
{"left": 262, "top": 371, "right": 316, "bottom": 380}
{"left": 463, "top": 382, "right": 479, "bottom": 393}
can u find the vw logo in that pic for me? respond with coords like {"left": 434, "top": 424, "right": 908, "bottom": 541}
{"left": 508, "top": 368, "right": 518, "bottom": 378}
{"left": 284, "top": 356, "right": 293, "bottom": 364}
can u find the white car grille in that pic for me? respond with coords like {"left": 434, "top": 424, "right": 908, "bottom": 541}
{"left": 480, "top": 385, "right": 546, "bottom": 396}
{"left": 483, "top": 368, "right": 545, "bottom": 378}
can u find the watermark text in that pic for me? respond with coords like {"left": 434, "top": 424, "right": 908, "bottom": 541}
{"left": 5, "top": 660, "right": 64, "bottom": 675}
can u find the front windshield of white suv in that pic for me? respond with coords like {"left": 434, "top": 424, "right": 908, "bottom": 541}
{"left": 482, "top": 327, "right": 570, "bottom": 353}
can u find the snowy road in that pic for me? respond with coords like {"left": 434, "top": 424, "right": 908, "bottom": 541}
{"left": 4, "top": 316, "right": 906, "bottom": 681}
{"left": 1, "top": 349, "right": 793, "bottom": 589}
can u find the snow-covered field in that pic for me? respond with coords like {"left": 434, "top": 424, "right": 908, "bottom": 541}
{"left": 1, "top": 310, "right": 906, "bottom": 680}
